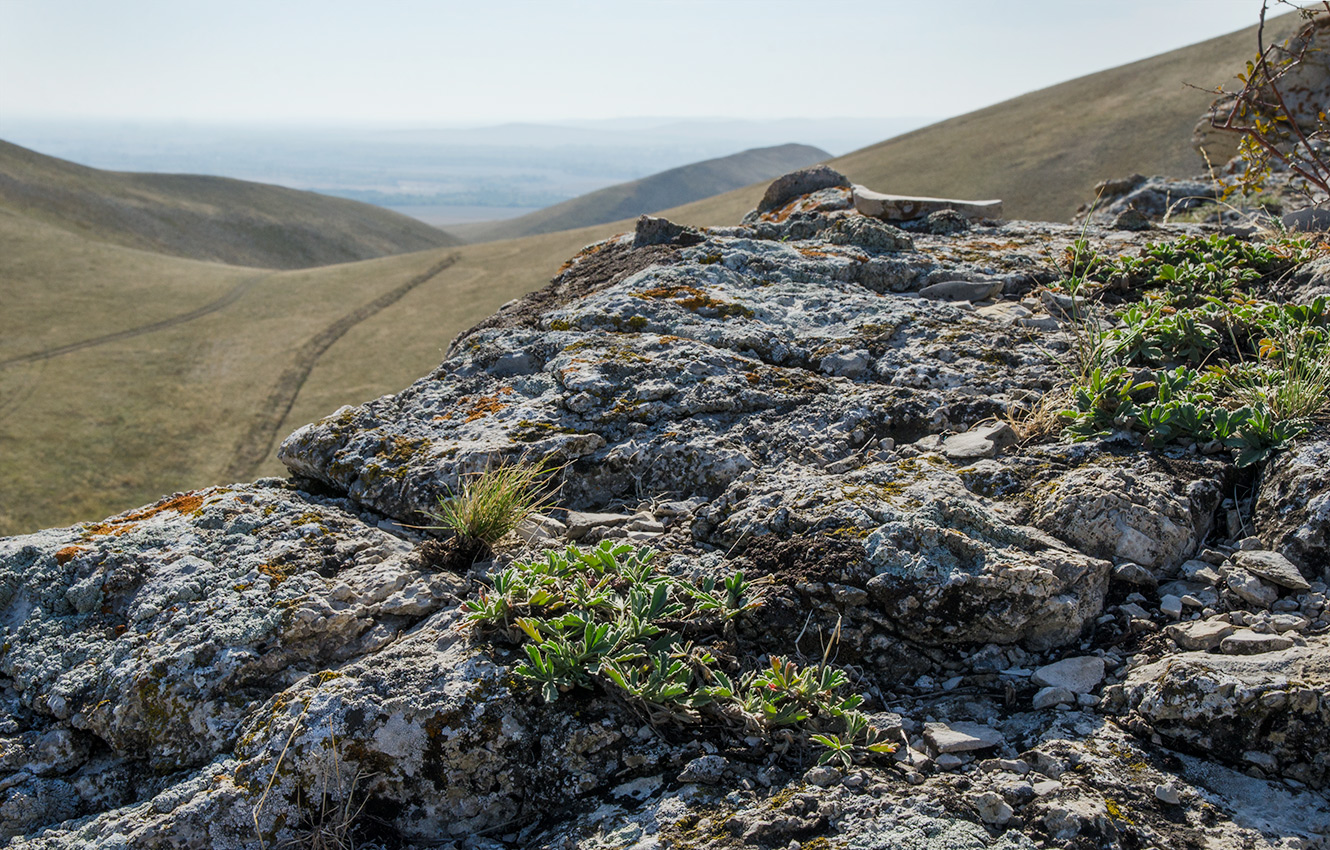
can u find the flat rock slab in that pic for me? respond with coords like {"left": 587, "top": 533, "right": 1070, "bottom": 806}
{"left": 1220, "top": 630, "right": 1296, "bottom": 655}
{"left": 853, "top": 186, "right": 1003, "bottom": 222}
{"left": 565, "top": 511, "right": 634, "bottom": 540}
{"left": 924, "top": 721, "right": 1005, "bottom": 754}
{"left": 1032, "top": 656, "right": 1105, "bottom": 694}
{"left": 918, "top": 279, "right": 1003, "bottom": 302}
{"left": 1233, "top": 550, "right": 1310, "bottom": 590}
{"left": 943, "top": 422, "right": 1017, "bottom": 461}
{"left": 1167, "top": 619, "right": 1236, "bottom": 651}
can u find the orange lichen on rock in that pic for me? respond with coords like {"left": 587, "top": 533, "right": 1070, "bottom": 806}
{"left": 440, "top": 387, "right": 515, "bottom": 422}
{"left": 54, "top": 546, "right": 85, "bottom": 565}
{"left": 85, "top": 492, "right": 208, "bottom": 537}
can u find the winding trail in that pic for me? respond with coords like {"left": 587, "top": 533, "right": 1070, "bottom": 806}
{"left": 0, "top": 277, "right": 261, "bottom": 368}
{"left": 221, "top": 253, "right": 460, "bottom": 482}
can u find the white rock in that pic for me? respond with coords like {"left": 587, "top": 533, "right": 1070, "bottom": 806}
{"left": 1227, "top": 571, "right": 1279, "bottom": 608}
{"left": 852, "top": 185, "right": 1002, "bottom": 221}
{"left": 1032, "top": 656, "right": 1105, "bottom": 694}
{"left": 973, "top": 791, "right": 1014, "bottom": 825}
{"left": 924, "top": 721, "right": 1005, "bottom": 753}
{"left": 1033, "top": 686, "right": 1074, "bottom": 709}
{"left": 1234, "top": 550, "right": 1311, "bottom": 591}
{"left": 1220, "top": 629, "right": 1295, "bottom": 655}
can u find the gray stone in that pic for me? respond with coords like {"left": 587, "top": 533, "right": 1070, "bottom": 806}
{"left": 1227, "top": 571, "right": 1279, "bottom": 608}
{"left": 633, "top": 214, "right": 702, "bottom": 248}
{"left": 942, "top": 422, "right": 1018, "bottom": 461}
{"left": 973, "top": 791, "right": 1014, "bottom": 825}
{"left": 1167, "top": 619, "right": 1236, "bottom": 651}
{"left": 678, "top": 754, "right": 730, "bottom": 784}
{"left": 1160, "top": 594, "right": 1184, "bottom": 618}
{"left": 918, "top": 279, "right": 1004, "bottom": 302}
{"left": 1030, "top": 463, "right": 1224, "bottom": 571}
{"left": 1034, "top": 686, "right": 1076, "bottom": 709}
{"left": 924, "top": 721, "right": 1005, "bottom": 754}
{"left": 853, "top": 185, "right": 1003, "bottom": 221}
{"left": 1233, "top": 550, "right": 1311, "bottom": 591}
{"left": 756, "top": 165, "right": 850, "bottom": 214}
{"left": 803, "top": 765, "right": 841, "bottom": 787}
{"left": 564, "top": 511, "right": 634, "bottom": 540}
{"left": 1257, "top": 437, "right": 1330, "bottom": 577}
{"left": 1112, "top": 561, "right": 1157, "bottom": 587}
{"left": 1120, "top": 637, "right": 1330, "bottom": 787}
{"left": 1154, "top": 783, "right": 1181, "bottom": 804}
{"left": 1032, "top": 656, "right": 1105, "bottom": 694}
{"left": 1220, "top": 630, "right": 1295, "bottom": 655}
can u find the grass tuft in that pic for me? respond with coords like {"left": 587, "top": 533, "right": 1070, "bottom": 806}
{"left": 425, "top": 459, "right": 558, "bottom": 548}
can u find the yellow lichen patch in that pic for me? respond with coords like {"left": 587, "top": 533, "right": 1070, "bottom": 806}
{"left": 634, "top": 284, "right": 753, "bottom": 319}
{"left": 1104, "top": 798, "right": 1136, "bottom": 824}
{"left": 259, "top": 563, "right": 292, "bottom": 586}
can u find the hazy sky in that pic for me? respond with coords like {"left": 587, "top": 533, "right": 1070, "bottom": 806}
{"left": 0, "top": 0, "right": 1289, "bottom": 126}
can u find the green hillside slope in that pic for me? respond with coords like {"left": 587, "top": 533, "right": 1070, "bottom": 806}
{"left": 450, "top": 143, "right": 830, "bottom": 243}
{"left": 0, "top": 139, "right": 461, "bottom": 269}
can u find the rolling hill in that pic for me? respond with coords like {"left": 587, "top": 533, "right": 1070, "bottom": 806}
{"left": 448, "top": 143, "right": 830, "bottom": 243}
{"left": 0, "top": 13, "right": 1287, "bottom": 536}
{"left": 630, "top": 15, "right": 1298, "bottom": 228}
{"left": 0, "top": 139, "right": 461, "bottom": 269}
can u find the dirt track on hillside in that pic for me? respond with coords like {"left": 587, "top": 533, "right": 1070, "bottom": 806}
{"left": 220, "top": 253, "right": 460, "bottom": 483}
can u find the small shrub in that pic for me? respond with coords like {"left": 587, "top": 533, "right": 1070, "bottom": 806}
{"left": 465, "top": 541, "right": 896, "bottom": 767}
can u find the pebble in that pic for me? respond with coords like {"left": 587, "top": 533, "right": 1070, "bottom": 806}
{"left": 1154, "top": 784, "right": 1181, "bottom": 805}
{"left": 1033, "top": 686, "right": 1075, "bottom": 709}
{"left": 1160, "top": 594, "right": 1184, "bottom": 618}
{"left": 936, "top": 753, "right": 964, "bottom": 771}
{"left": 1226, "top": 571, "right": 1278, "bottom": 609}
{"left": 803, "top": 766, "right": 841, "bottom": 787}
{"left": 1233, "top": 550, "right": 1311, "bottom": 591}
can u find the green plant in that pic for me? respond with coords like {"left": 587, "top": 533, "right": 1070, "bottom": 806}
{"left": 424, "top": 458, "right": 557, "bottom": 549}
{"left": 465, "top": 541, "right": 896, "bottom": 766}
{"left": 1054, "top": 232, "right": 1328, "bottom": 467}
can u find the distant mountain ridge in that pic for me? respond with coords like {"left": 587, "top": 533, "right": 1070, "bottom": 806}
{"left": 0, "top": 139, "right": 461, "bottom": 269}
{"left": 449, "top": 143, "right": 830, "bottom": 243}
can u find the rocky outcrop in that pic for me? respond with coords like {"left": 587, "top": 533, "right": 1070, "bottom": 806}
{"left": 4, "top": 171, "right": 1330, "bottom": 849}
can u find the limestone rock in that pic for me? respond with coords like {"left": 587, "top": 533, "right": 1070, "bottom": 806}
{"left": 1233, "top": 549, "right": 1310, "bottom": 590}
{"left": 1117, "top": 637, "right": 1330, "bottom": 788}
{"left": 1031, "top": 656, "right": 1105, "bottom": 694}
{"left": 1255, "top": 437, "right": 1330, "bottom": 578}
{"left": 755, "top": 165, "right": 850, "bottom": 214}
{"left": 852, "top": 185, "right": 1003, "bottom": 221}
{"left": 925, "top": 721, "right": 1005, "bottom": 753}
{"left": 1220, "top": 630, "right": 1295, "bottom": 655}
{"left": 1030, "top": 461, "right": 1225, "bottom": 571}
{"left": 918, "top": 279, "right": 1004, "bottom": 302}
{"left": 942, "top": 422, "right": 1018, "bottom": 461}
{"left": 1167, "top": 619, "right": 1236, "bottom": 651}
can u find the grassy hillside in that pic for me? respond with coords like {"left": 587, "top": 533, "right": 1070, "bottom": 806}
{"left": 638, "top": 16, "right": 1296, "bottom": 229}
{"left": 0, "top": 139, "right": 461, "bottom": 269}
{"left": 450, "top": 143, "right": 829, "bottom": 243}
{"left": 0, "top": 202, "right": 615, "bottom": 535}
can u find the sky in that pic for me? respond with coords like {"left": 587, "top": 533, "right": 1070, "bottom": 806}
{"left": 0, "top": 0, "right": 1294, "bottom": 127}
